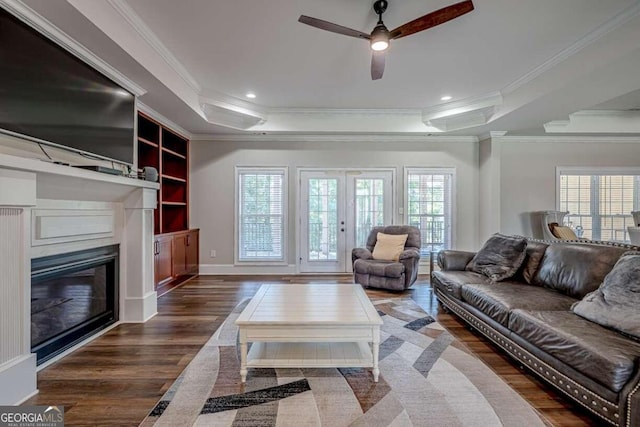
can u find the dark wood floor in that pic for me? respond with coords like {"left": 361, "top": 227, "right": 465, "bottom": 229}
{"left": 25, "top": 275, "right": 601, "bottom": 426}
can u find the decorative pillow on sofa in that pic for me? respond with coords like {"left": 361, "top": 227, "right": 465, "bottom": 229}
{"left": 516, "top": 240, "right": 548, "bottom": 284}
{"left": 551, "top": 224, "right": 578, "bottom": 240}
{"left": 372, "top": 233, "right": 408, "bottom": 262}
{"left": 466, "top": 233, "right": 527, "bottom": 281}
{"left": 572, "top": 251, "right": 640, "bottom": 340}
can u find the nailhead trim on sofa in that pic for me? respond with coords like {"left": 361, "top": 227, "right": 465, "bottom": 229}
{"left": 434, "top": 289, "right": 621, "bottom": 425}
{"left": 628, "top": 382, "right": 639, "bottom": 427}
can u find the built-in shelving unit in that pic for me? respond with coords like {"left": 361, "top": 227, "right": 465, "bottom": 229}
{"left": 137, "top": 112, "right": 190, "bottom": 235}
{"left": 137, "top": 112, "right": 198, "bottom": 293}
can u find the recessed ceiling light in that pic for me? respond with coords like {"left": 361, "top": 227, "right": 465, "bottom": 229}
{"left": 246, "top": 92, "right": 256, "bottom": 99}
{"left": 441, "top": 95, "right": 452, "bottom": 101}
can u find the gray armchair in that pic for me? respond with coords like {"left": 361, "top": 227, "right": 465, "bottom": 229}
{"left": 352, "top": 225, "right": 421, "bottom": 291}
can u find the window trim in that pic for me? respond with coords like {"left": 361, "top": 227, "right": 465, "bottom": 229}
{"left": 234, "top": 166, "right": 288, "bottom": 265}
{"left": 403, "top": 167, "right": 456, "bottom": 260}
{"left": 556, "top": 166, "right": 640, "bottom": 242}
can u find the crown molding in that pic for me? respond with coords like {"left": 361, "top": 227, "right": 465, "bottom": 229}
{"left": 268, "top": 107, "right": 420, "bottom": 116}
{"left": 200, "top": 89, "right": 268, "bottom": 116}
{"left": 544, "top": 110, "right": 640, "bottom": 133}
{"left": 493, "top": 135, "right": 640, "bottom": 144}
{"left": 199, "top": 92, "right": 268, "bottom": 130}
{"left": 421, "top": 92, "right": 502, "bottom": 120}
{"left": 0, "top": 0, "right": 146, "bottom": 96}
{"left": 502, "top": 1, "right": 640, "bottom": 94}
{"left": 190, "top": 134, "right": 479, "bottom": 143}
{"left": 200, "top": 103, "right": 267, "bottom": 130}
{"left": 421, "top": 92, "right": 502, "bottom": 132}
{"left": 107, "top": 0, "right": 201, "bottom": 94}
{"left": 478, "top": 131, "right": 508, "bottom": 141}
{"left": 137, "top": 102, "right": 192, "bottom": 139}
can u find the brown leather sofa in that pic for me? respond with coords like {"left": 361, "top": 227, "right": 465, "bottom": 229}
{"left": 431, "top": 238, "right": 640, "bottom": 426}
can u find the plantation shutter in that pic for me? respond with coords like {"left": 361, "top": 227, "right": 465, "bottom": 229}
{"left": 406, "top": 169, "right": 454, "bottom": 256}
{"left": 238, "top": 169, "right": 286, "bottom": 261}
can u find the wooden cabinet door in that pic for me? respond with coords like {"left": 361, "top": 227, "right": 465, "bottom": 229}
{"left": 186, "top": 230, "right": 199, "bottom": 274}
{"left": 155, "top": 235, "right": 173, "bottom": 287}
{"left": 172, "top": 233, "right": 188, "bottom": 277}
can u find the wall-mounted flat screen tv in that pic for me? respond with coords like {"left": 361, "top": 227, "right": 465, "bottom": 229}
{"left": 0, "top": 7, "right": 135, "bottom": 165}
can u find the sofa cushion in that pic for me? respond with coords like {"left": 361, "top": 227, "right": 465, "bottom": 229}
{"left": 516, "top": 240, "right": 548, "bottom": 285}
{"left": 461, "top": 283, "right": 577, "bottom": 326}
{"left": 431, "top": 270, "right": 491, "bottom": 300}
{"left": 372, "top": 232, "right": 408, "bottom": 261}
{"left": 354, "top": 259, "right": 404, "bottom": 278}
{"left": 572, "top": 251, "right": 640, "bottom": 340}
{"left": 466, "top": 234, "right": 527, "bottom": 281}
{"left": 534, "top": 243, "right": 628, "bottom": 299}
{"left": 508, "top": 310, "right": 640, "bottom": 393}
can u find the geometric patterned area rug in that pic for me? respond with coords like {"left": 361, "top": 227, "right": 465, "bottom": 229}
{"left": 140, "top": 297, "right": 545, "bottom": 427}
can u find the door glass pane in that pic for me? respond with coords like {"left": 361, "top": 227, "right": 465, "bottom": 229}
{"left": 307, "top": 178, "right": 338, "bottom": 260}
{"left": 355, "top": 178, "right": 385, "bottom": 247}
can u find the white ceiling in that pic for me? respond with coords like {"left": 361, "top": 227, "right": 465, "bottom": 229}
{"left": 16, "top": 0, "right": 640, "bottom": 136}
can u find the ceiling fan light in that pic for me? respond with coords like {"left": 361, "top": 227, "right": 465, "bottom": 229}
{"left": 370, "top": 24, "right": 390, "bottom": 51}
{"left": 371, "top": 39, "right": 389, "bottom": 51}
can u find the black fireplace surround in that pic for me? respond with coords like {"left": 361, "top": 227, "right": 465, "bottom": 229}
{"left": 31, "top": 245, "right": 119, "bottom": 364}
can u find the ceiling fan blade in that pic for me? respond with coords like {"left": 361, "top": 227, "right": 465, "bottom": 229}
{"left": 298, "top": 15, "right": 371, "bottom": 40}
{"left": 389, "top": 0, "right": 474, "bottom": 40}
{"left": 371, "top": 51, "right": 386, "bottom": 80}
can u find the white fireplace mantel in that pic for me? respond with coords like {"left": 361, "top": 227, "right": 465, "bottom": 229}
{"left": 0, "top": 152, "right": 160, "bottom": 405}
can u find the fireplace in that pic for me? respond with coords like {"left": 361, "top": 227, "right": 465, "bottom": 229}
{"left": 31, "top": 245, "right": 119, "bottom": 364}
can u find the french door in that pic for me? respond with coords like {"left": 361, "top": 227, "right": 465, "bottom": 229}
{"left": 299, "top": 169, "right": 393, "bottom": 273}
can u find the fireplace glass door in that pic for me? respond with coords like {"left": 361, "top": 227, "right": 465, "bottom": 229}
{"left": 31, "top": 245, "right": 119, "bottom": 364}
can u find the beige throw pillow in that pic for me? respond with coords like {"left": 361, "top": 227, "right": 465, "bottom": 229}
{"left": 372, "top": 232, "right": 408, "bottom": 261}
{"left": 551, "top": 225, "right": 578, "bottom": 240}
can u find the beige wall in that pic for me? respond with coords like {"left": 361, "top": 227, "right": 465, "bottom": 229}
{"left": 7, "top": 127, "right": 639, "bottom": 270}
{"left": 499, "top": 139, "right": 640, "bottom": 237}
{"left": 190, "top": 139, "right": 480, "bottom": 269}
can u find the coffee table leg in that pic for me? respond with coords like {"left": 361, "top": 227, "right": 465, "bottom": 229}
{"left": 372, "top": 329, "right": 380, "bottom": 382}
{"left": 239, "top": 330, "right": 248, "bottom": 383}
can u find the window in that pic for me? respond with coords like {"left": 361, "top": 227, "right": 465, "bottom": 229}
{"left": 558, "top": 168, "right": 640, "bottom": 242}
{"left": 236, "top": 167, "right": 287, "bottom": 262}
{"left": 405, "top": 168, "right": 455, "bottom": 256}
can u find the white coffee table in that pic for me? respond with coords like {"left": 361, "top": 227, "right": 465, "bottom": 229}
{"left": 235, "top": 284, "right": 383, "bottom": 383}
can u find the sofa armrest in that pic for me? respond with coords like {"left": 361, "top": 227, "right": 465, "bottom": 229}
{"left": 437, "top": 250, "right": 476, "bottom": 271}
{"left": 399, "top": 248, "right": 420, "bottom": 260}
{"left": 352, "top": 248, "right": 373, "bottom": 264}
{"left": 399, "top": 249, "right": 421, "bottom": 288}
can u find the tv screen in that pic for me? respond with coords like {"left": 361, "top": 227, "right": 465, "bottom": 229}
{"left": 0, "top": 7, "right": 135, "bottom": 165}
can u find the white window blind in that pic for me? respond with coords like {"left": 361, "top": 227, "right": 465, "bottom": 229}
{"left": 405, "top": 168, "right": 454, "bottom": 256}
{"left": 558, "top": 169, "right": 640, "bottom": 242}
{"left": 237, "top": 168, "right": 287, "bottom": 261}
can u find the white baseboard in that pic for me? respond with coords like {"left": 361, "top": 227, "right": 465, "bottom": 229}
{"left": 122, "top": 291, "right": 158, "bottom": 322}
{"left": 199, "top": 264, "right": 297, "bottom": 275}
{"left": 0, "top": 354, "right": 37, "bottom": 405}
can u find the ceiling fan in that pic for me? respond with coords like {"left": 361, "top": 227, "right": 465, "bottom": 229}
{"left": 298, "top": 0, "right": 474, "bottom": 80}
